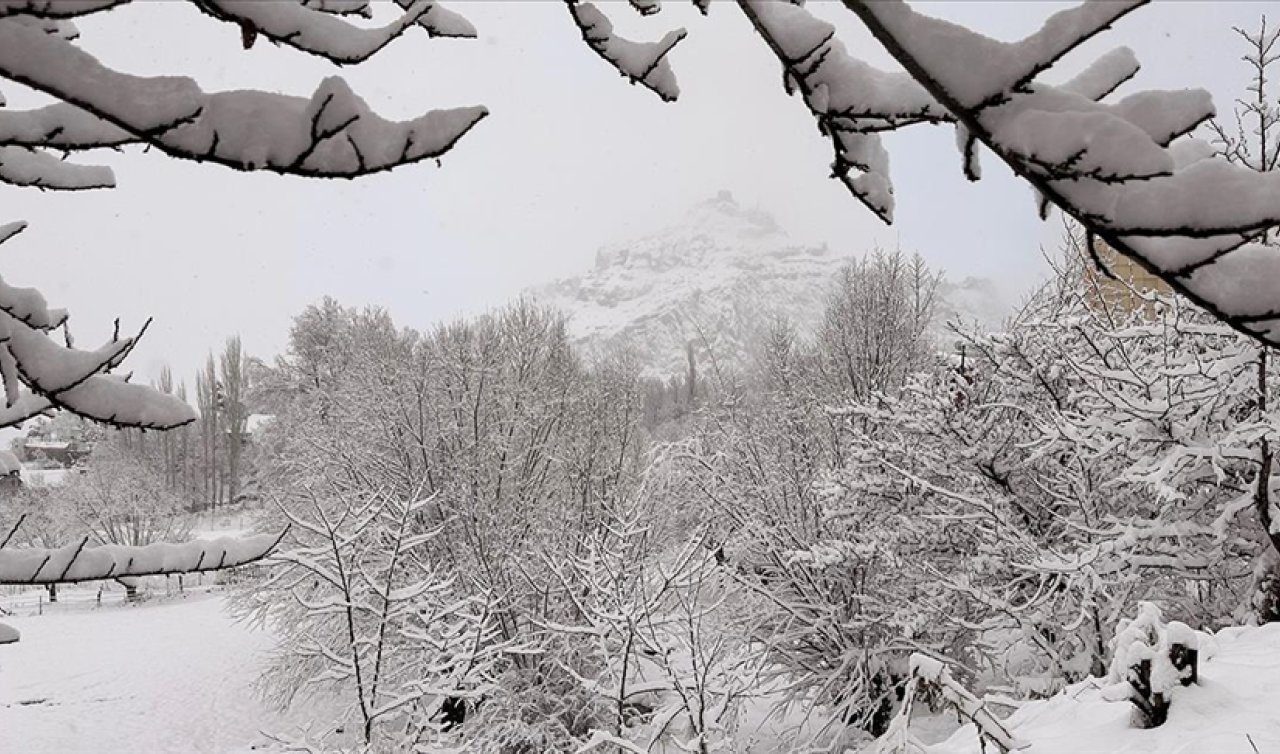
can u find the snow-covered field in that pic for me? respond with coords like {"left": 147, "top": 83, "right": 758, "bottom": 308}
{"left": 0, "top": 591, "right": 329, "bottom": 754}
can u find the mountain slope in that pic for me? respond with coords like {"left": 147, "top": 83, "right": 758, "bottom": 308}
{"left": 530, "top": 192, "right": 1009, "bottom": 376}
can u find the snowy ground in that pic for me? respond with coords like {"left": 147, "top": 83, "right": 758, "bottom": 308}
{"left": 0, "top": 590, "right": 333, "bottom": 754}
{"left": 930, "top": 623, "right": 1280, "bottom": 754}
{"left": 5, "top": 580, "right": 1279, "bottom": 754}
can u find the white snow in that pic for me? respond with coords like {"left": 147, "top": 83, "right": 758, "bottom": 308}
{"left": 1060, "top": 47, "right": 1138, "bottom": 100}
{"left": 0, "top": 592, "right": 342, "bottom": 753}
{"left": 407, "top": 1, "right": 477, "bottom": 39}
{"left": 48, "top": 372, "right": 198, "bottom": 430}
{"left": 927, "top": 623, "right": 1280, "bottom": 754}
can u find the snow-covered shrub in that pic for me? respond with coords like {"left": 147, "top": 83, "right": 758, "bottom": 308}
{"left": 1104, "top": 602, "right": 1200, "bottom": 728}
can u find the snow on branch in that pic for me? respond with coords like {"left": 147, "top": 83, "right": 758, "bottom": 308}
{"left": 393, "top": 0, "right": 476, "bottom": 39}
{"left": 0, "top": 16, "right": 488, "bottom": 179}
{"left": 628, "top": 0, "right": 660, "bottom": 18}
{"left": 0, "top": 529, "right": 287, "bottom": 585}
{"left": 0, "top": 102, "right": 134, "bottom": 150}
{"left": 7, "top": 12, "right": 78, "bottom": 39}
{"left": 1060, "top": 47, "right": 1140, "bottom": 101}
{"left": 820, "top": 0, "right": 1280, "bottom": 348}
{"left": 857, "top": 0, "right": 1145, "bottom": 110}
{"left": 0, "top": 390, "right": 52, "bottom": 426}
{"left": 50, "top": 374, "right": 198, "bottom": 430}
{"left": 301, "top": 0, "right": 373, "bottom": 19}
{"left": 0, "top": 512, "right": 285, "bottom": 647}
{"left": 0, "top": 219, "right": 26, "bottom": 246}
{"left": 0, "top": 145, "right": 113, "bottom": 189}
{"left": 738, "top": 0, "right": 946, "bottom": 222}
{"left": 190, "top": 0, "right": 436, "bottom": 66}
{"left": 0, "top": 0, "right": 127, "bottom": 19}
{"left": 567, "top": 1, "right": 687, "bottom": 103}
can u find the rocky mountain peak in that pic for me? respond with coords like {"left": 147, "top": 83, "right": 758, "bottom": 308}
{"left": 531, "top": 194, "right": 1009, "bottom": 376}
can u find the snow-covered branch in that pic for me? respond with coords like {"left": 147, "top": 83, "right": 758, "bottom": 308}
{"left": 0, "top": 145, "right": 113, "bottom": 189}
{"left": 0, "top": 225, "right": 195, "bottom": 429}
{"left": 738, "top": 0, "right": 947, "bottom": 222}
{"left": 0, "top": 529, "right": 286, "bottom": 584}
{"left": 0, "top": 16, "right": 487, "bottom": 180}
{"left": 817, "top": 0, "right": 1280, "bottom": 347}
{"left": 190, "top": 0, "right": 436, "bottom": 65}
{"left": 566, "top": 1, "right": 686, "bottom": 103}
{"left": 0, "top": 1, "right": 127, "bottom": 19}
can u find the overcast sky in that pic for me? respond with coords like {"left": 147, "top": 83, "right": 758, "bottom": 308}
{"left": 3, "top": 1, "right": 1271, "bottom": 389}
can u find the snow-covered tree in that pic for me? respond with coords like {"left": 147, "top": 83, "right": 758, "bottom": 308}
{"left": 244, "top": 298, "right": 673, "bottom": 747}
{"left": 809, "top": 233, "right": 1280, "bottom": 707}
{"left": 656, "top": 259, "right": 950, "bottom": 740}
{"left": 240, "top": 487, "right": 502, "bottom": 749}
{"left": 818, "top": 251, "right": 940, "bottom": 402}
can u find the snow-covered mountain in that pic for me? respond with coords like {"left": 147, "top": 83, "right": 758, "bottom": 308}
{"left": 530, "top": 192, "right": 1009, "bottom": 376}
